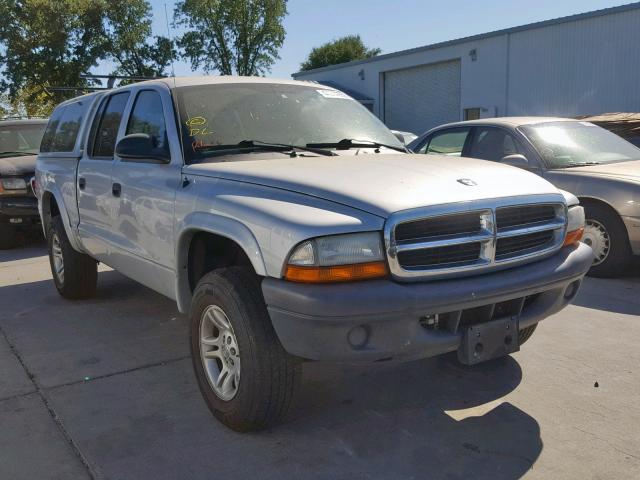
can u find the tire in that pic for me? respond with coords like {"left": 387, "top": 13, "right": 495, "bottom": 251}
{"left": 0, "top": 224, "right": 16, "bottom": 249}
{"left": 582, "top": 203, "right": 632, "bottom": 278}
{"left": 190, "top": 267, "right": 300, "bottom": 432}
{"left": 518, "top": 324, "right": 537, "bottom": 346}
{"left": 47, "top": 215, "right": 97, "bottom": 299}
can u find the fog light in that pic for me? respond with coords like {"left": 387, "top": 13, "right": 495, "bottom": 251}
{"left": 347, "top": 325, "right": 369, "bottom": 348}
{"left": 564, "top": 280, "right": 581, "bottom": 300}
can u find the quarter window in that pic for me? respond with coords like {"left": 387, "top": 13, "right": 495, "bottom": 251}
{"left": 40, "top": 100, "right": 90, "bottom": 153}
{"left": 422, "top": 129, "right": 470, "bottom": 156}
{"left": 126, "top": 90, "right": 169, "bottom": 156}
{"left": 90, "top": 92, "right": 130, "bottom": 158}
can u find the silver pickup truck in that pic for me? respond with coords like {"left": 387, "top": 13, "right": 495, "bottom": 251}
{"left": 36, "top": 77, "right": 593, "bottom": 431}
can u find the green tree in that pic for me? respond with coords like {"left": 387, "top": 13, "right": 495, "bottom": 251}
{"left": 0, "top": 0, "right": 174, "bottom": 114}
{"left": 174, "top": 0, "right": 288, "bottom": 76}
{"left": 300, "top": 35, "right": 381, "bottom": 71}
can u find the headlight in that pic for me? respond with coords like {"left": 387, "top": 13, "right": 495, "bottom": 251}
{"left": 285, "top": 232, "right": 387, "bottom": 283}
{"left": 1, "top": 177, "right": 27, "bottom": 190}
{"left": 564, "top": 205, "right": 585, "bottom": 246}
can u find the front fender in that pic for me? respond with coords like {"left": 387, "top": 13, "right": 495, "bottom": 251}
{"left": 40, "top": 186, "right": 84, "bottom": 253}
{"left": 175, "top": 212, "right": 268, "bottom": 313}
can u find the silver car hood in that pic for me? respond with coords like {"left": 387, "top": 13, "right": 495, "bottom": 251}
{"left": 185, "top": 153, "right": 560, "bottom": 217}
{"left": 550, "top": 159, "right": 640, "bottom": 182}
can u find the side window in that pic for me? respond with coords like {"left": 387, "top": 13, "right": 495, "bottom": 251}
{"left": 40, "top": 100, "right": 90, "bottom": 153}
{"left": 90, "top": 92, "right": 130, "bottom": 158}
{"left": 424, "top": 129, "right": 470, "bottom": 156}
{"left": 126, "top": 90, "right": 169, "bottom": 157}
{"left": 467, "top": 127, "right": 524, "bottom": 161}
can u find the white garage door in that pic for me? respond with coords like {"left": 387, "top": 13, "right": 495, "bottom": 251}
{"left": 384, "top": 59, "right": 461, "bottom": 135}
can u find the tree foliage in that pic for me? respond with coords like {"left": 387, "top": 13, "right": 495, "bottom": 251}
{"left": 174, "top": 0, "right": 288, "bottom": 76}
{"left": 0, "top": 0, "right": 174, "bottom": 114}
{"left": 300, "top": 35, "right": 381, "bottom": 71}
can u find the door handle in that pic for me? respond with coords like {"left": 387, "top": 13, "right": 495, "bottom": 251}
{"left": 112, "top": 182, "right": 121, "bottom": 197}
{"left": 78, "top": 177, "right": 86, "bottom": 190}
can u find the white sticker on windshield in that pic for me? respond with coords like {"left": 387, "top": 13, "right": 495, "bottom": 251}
{"left": 317, "top": 89, "right": 351, "bottom": 99}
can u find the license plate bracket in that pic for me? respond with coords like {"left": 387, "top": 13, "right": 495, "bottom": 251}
{"left": 457, "top": 317, "right": 519, "bottom": 365}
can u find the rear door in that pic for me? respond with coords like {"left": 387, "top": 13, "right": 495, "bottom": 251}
{"left": 77, "top": 91, "right": 130, "bottom": 260}
{"left": 108, "top": 86, "right": 182, "bottom": 298}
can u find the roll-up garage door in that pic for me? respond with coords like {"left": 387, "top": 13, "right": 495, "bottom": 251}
{"left": 383, "top": 59, "right": 461, "bottom": 135}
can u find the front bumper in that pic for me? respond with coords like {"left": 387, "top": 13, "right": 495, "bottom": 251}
{"left": 0, "top": 196, "right": 40, "bottom": 225}
{"left": 262, "top": 242, "right": 594, "bottom": 362}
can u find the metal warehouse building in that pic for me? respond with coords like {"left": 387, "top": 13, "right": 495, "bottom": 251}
{"left": 292, "top": 3, "right": 640, "bottom": 136}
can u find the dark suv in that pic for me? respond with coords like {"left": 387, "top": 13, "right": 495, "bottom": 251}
{"left": 0, "top": 119, "right": 47, "bottom": 248}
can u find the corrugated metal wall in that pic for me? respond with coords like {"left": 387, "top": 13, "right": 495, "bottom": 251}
{"left": 383, "top": 60, "right": 461, "bottom": 133}
{"left": 507, "top": 8, "right": 640, "bottom": 116}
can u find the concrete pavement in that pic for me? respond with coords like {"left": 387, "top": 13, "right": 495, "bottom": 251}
{"left": 1, "top": 243, "right": 639, "bottom": 479}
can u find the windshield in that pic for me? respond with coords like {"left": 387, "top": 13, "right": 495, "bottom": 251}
{"left": 521, "top": 121, "right": 640, "bottom": 169}
{"left": 175, "top": 83, "right": 403, "bottom": 163}
{"left": 0, "top": 123, "right": 47, "bottom": 157}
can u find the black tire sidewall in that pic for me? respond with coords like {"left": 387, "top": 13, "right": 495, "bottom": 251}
{"left": 585, "top": 204, "right": 631, "bottom": 277}
{"left": 189, "top": 269, "right": 275, "bottom": 428}
{"left": 48, "top": 217, "right": 66, "bottom": 294}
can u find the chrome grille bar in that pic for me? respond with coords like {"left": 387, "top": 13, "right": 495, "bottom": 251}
{"left": 384, "top": 195, "right": 567, "bottom": 281}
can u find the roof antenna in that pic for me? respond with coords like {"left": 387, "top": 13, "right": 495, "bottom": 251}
{"left": 164, "top": 2, "right": 176, "bottom": 86}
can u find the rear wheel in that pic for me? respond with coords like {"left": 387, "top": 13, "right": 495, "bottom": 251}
{"left": 582, "top": 203, "right": 631, "bottom": 278}
{"left": 0, "top": 224, "right": 16, "bottom": 249}
{"left": 190, "top": 267, "right": 300, "bottom": 432}
{"left": 47, "top": 216, "right": 97, "bottom": 299}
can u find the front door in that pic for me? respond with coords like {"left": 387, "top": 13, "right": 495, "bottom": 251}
{"left": 109, "top": 88, "right": 182, "bottom": 298}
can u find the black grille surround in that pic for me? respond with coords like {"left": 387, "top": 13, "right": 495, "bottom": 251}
{"left": 386, "top": 200, "right": 567, "bottom": 279}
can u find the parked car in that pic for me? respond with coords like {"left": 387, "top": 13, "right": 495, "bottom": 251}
{"left": 37, "top": 78, "right": 592, "bottom": 431}
{"left": 0, "top": 118, "right": 47, "bottom": 248}
{"left": 409, "top": 118, "right": 640, "bottom": 277}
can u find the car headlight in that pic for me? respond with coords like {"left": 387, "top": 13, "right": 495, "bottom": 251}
{"left": 285, "top": 232, "right": 388, "bottom": 283}
{"left": 0, "top": 177, "right": 27, "bottom": 194}
{"left": 2, "top": 177, "right": 27, "bottom": 189}
{"left": 564, "top": 205, "right": 585, "bottom": 246}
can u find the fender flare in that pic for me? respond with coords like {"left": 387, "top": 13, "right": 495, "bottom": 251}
{"left": 40, "top": 187, "right": 84, "bottom": 252}
{"left": 175, "top": 212, "right": 268, "bottom": 313}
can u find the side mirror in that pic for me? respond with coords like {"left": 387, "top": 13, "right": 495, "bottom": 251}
{"left": 500, "top": 154, "right": 533, "bottom": 170}
{"left": 116, "top": 133, "right": 170, "bottom": 163}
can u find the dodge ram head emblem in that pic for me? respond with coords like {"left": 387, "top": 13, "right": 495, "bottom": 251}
{"left": 457, "top": 178, "right": 477, "bottom": 186}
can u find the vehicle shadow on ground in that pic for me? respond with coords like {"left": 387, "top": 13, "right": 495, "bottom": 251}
{"left": 0, "top": 233, "right": 46, "bottom": 262}
{"left": 283, "top": 355, "right": 541, "bottom": 479}
{"left": 572, "top": 275, "right": 640, "bottom": 315}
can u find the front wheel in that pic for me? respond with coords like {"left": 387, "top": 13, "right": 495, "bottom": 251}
{"left": 582, "top": 203, "right": 632, "bottom": 278}
{"left": 190, "top": 267, "right": 300, "bottom": 432}
{"left": 47, "top": 216, "right": 97, "bottom": 299}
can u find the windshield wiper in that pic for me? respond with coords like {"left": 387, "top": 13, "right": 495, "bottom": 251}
{"left": 0, "top": 151, "right": 34, "bottom": 157}
{"left": 560, "top": 161, "right": 601, "bottom": 168}
{"left": 306, "top": 138, "right": 408, "bottom": 153}
{"left": 194, "top": 140, "right": 336, "bottom": 157}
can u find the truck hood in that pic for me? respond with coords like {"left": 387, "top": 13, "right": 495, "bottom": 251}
{"left": 0, "top": 154, "right": 37, "bottom": 176}
{"left": 550, "top": 159, "right": 640, "bottom": 183}
{"left": 185, "top": 153, "right": 560, "bottom": 217}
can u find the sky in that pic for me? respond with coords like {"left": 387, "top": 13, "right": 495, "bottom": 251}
{"left": 134, "top": 0, "right": 632, "bottom": 80}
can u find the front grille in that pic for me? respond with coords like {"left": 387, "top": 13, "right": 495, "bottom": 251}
{"left": 398, "top": 242, "right": 481, "bottom": 269}
{"left": 496, "top": 230, "right": 555, "bottom": 259}
{"left": 496, "top": 205, "right": 556, "bottom": 230}
{"left": 395, "top": 212, "right": 481, "bottom": 243}
{"left": 386, "top": 199, "right": 567, "bottom": 280}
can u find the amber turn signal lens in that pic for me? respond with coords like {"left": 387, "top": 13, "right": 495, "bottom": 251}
{"left": 563, "top": 227, "right": 584, "bottom": 247}
{"left": 285, "top": 261, "right": 388, "bottom": 283}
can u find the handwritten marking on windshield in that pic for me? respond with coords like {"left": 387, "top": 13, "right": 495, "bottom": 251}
{"left": 186, "top": 116, "right": 214, "bottom": 136}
